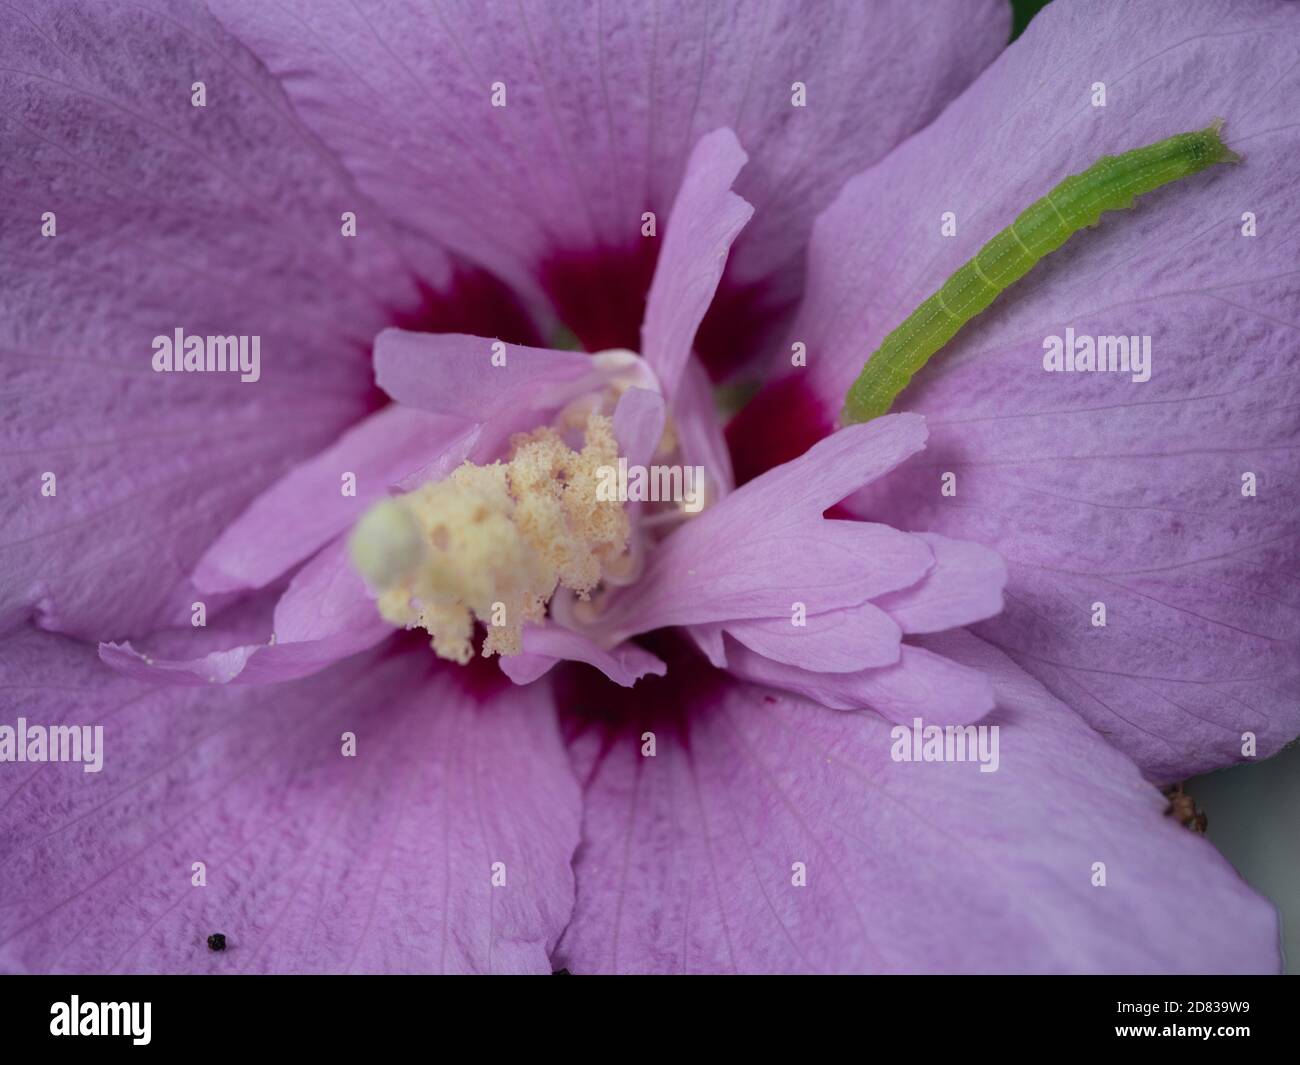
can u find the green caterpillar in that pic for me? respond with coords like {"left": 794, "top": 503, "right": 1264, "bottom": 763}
{"left": 841, "top": 120, "right": 1240, "bottom": 425}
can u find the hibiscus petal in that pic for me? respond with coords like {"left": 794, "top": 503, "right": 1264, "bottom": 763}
{"left": 373, "top": 329, "right": 603, "bottom": 423}
{"left": 0, "top": 628, "right": 581, "bottom": 974}
{"left": 612, "top": 387, "right": 666, "bottom": 471}
{"left": 604, "top": 518, "right": 933, "bottom": 636}
{"left": 731, "top": 414, "right": 930, "bottom": 525}
{"left": 873, "top": 533, "right": 1007, "bottom": 633}
{"left": 0, "top": 1, "right": 445, "bottom": 639}
{"left": 689, "top": 623, "right": 730, "bottom": 668}
{"left": 722, "top": 602, "right": 902, "bottom": 673}
{"left": 794, "top": 0, "right": 1300, "bottom": 780}
{"left": 673, "top": 353, "right": 736, "bottom": 498}
{"left": 498, "top": 625, "right": 667, "bottom": 688}
{"left": 194, "top": 406, "right": 476, "bottom": 594}
{"left": 641, "top": 128, "right": 753, "bottom": 397}
{"left": 724, "top": 639, "right": 993, "bottom": 724}
{"left": 208, "top": 0, "right": 1008, "bottom": 359}
{"left": 556, "top": 631, "right": 1278, "bottom": 973}
{"left": 101, "top": 539, "right": 391, "bottom": 686}
{"left": 600, "top": 416, "right": 934, "bottom": 634}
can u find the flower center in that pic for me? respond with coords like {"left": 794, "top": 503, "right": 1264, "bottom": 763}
{"left": 349, "top": 411, "right": 631, "bottom": 664}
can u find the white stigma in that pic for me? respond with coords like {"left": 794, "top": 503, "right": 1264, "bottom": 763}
{"left": 350, "top": 498, "right": 426, "bottom": 590}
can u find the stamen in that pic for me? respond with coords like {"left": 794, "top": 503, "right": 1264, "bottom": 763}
{"left": 349, "top": 412, "right": 630, "bottom": 663}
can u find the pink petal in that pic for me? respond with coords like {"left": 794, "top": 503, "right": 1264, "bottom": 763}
{"left": 101, "top": 539, "right": 390, "bottom": 686}
{"left": 498, "top": 625, "right": 666, "bottom": 688}
{"left": 556, "top": 631, "right": 1279, "bottom": 973}
{"left": 724, "top": 638, "right": 993, "bottom": 724}
{"left": 208, "top": 0, "right": 1008, "bottom": 360}
{"left": 0, "top": 3, "right": 427, "bottom": 640}
{"left": 641, "top": 128, "right": 753, "bottom": 397}
{"left": 794, "top": 0, "right": 1300, "bottom": 780}
{"left": 604, "top": 518, "right": 933, "bottom": 636}
{"left": 601, "top": 416, "right": 934, "bottom": 634}
{"left": 612, "top": 387, "right": 667, "bottom": 470}
{"left": 1, "top": 628, "right": 580, "bottom": 974}
{"left": 194, "top": 406, "right": 476, "bottom": 594}
{"left": 734, "top": 414, "right": 930, "bottom": 523}
{"left": 873, "top": 533, "right": 1007, "bottom": 633}
{"left": 0, "top": 1, "right": 543, "bottom": 643}
{"left": 722, "top": 602, "right": 902, "bottom": 673}
{"left": 373, "top": 329, "right": 601, "bottom": 423}
{"left": 673, "top": 353, "right": 735, "bottom": 497}
{"left": 689, "top": 623, "right": 729, "bottom": 668}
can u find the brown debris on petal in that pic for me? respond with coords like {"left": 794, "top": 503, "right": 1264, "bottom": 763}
{"left": 1162, "top": 783, "right": 1208, "bottom": 834}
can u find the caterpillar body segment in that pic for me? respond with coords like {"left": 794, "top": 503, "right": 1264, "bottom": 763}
{"left": 841, "top": 122, "right": 1239, "bottom": 425}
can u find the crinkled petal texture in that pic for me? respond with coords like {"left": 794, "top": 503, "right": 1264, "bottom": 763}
{"left": 642, "top": 128, "right": 754, "bottom": 398}
{"left": 0, "top": 629, "right": 581, "bottom": 974}
{"left": 96, "top": 398, "right": 479, "bottom": 686}
{"left": 0, "top": 0, "right": 531, "bottom": 642}
{"left": 556, "top": 631, "right": 1280, "bottom": 974}
{"left": 793, "top": 0, "right": 1300, "bottom": 781}
{"left": 193, "top": 406, "right": 479, "bottom": 595}
{"left": 598, "top": 415, "right": 1006, "bottom": 721}
{"left": 208, "top": 0, "right": 1008, "bottom": 362}
{"left": 605, "top": 417, "right": 938, "bottom": 633}
{"left": 100, "top": 540, "right": 393, "bottom": 685}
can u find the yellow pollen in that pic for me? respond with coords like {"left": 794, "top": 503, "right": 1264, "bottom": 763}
{"left": 348, "top": 412, "right": 630, "bottom": 664}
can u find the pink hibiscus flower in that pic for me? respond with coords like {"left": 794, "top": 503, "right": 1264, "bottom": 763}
{"left": 2, "top": 0, "right": 1294, "bottom": 974}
